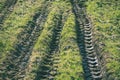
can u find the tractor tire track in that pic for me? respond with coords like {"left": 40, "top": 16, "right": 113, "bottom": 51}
{"left": 0, "top": 0, "right": 18, "bottom": 30}
{"left": 34, "top": 12, "right": 64, "bottom": 80}
{"left": 71, "top": 0, "right": 104, "bottom": 80}
{"left": 0, "top": 1, "right": 52, "bottom": 80}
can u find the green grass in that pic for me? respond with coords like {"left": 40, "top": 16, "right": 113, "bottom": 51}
{"left": 0, "top": 0, "right": 119, "bottom": 79}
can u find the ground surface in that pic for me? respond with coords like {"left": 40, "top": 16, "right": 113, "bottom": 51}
{"left": 0, "top": 0, "right": 120, "bottom": 80}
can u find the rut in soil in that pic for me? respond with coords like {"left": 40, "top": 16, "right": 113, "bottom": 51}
{"left": 0, "top": 0, "right": 18, "bottom": 30}
{"left": 71, "top": 0, "right": 104, "bottom": 80}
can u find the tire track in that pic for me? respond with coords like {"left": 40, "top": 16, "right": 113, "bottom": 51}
{"left": 0, "top": 0, "right": 18, "bottom": 30}
{"left": 34, "top": 12, "right": 63, "bottom": 80}
{"left": 55, "top": 12, "right": 84, "bottom": 80}
{"left": 71, "top": 0, "right": 103, "bottom": 80}
{"left": 0, "top": 1, "right": 52, "bottom": 80}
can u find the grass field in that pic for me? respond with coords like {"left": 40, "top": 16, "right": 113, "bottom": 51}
{"left": 0, "top": 0, "right": 119, "bottom": 80}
